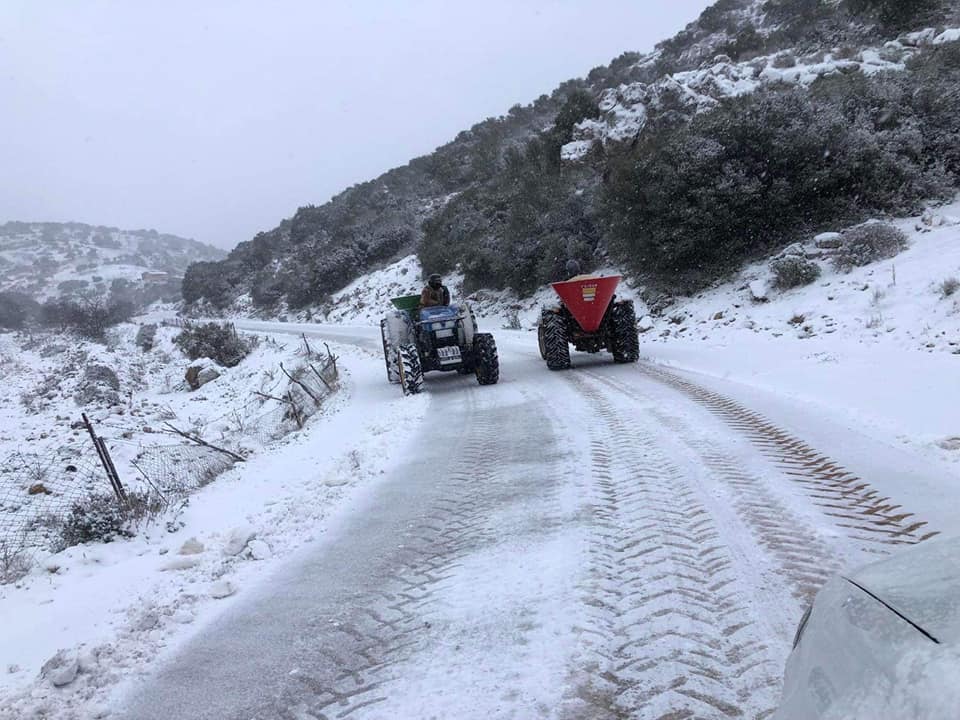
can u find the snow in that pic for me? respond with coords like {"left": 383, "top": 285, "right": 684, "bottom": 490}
{"left": 934, "top": 28, "right": 960, "bottom": 45}
{"left": 5, "top": 197, "right": 960, "bottom": 716}
{"left": 564, "top": 27, "right": 957, "bottom": 160}
{"left": 0, "top": 330, "right": 427, "bottom": 718}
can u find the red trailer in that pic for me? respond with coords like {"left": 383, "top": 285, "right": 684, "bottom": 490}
{"left": 537, "top": 275, "right": 639, "bottom": 370}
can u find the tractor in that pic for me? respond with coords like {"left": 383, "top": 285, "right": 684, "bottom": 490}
{"left": 380, "top": 295, "right": 499, "bottom": 395}
{"left": 538, "top": 275, "right": 639, "bottom": 370}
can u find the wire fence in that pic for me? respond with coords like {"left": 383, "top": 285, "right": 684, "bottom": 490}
{"left": 0, "top": 336, "right": 340, "bottom": 584}
{"left": 0, "top": 449, "right": 110, "bottom": 580}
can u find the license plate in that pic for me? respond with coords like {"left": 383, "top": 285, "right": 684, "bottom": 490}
{"left": 437, "top": 346, "right": 461, "bottom": 363}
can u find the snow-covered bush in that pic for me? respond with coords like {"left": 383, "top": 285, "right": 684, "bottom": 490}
{"left": 833, "top": 223, "right": 908, "bottom": 272}
{"left": 939, "top": 277, "right": 959, "bottom": 298}
{"left": 135, "top": 323, "right": 158, "bottom": 351}
{"left": 174, "top": 322, "right": 251, "bottom": 368}
{"left": 770, "top": 256, "right": 821, "bottom": 290}
{"left": 0, "top": 541, "right": 31, "bottom": 585}
{"left": 60, "top": 495, "right": 132, "bottom": 547}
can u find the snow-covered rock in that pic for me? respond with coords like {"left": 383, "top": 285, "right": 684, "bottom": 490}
{"left": 247, "top": 539, "right": 272, "bottom": 561}
{"left": 178, "top": 538, "right": 205, "bottom": 555}
{"left": 209, "top": 580, "right": 237, "bottom": 599}
{"left": 223, "top": 525, "right": 256, "bottom": 556}
{"left": 815, "top": 232, "right": 843, "bottom": 249}
{"left": 41, "top": 652, "right": 79, "bottom": 687}
{"left": 933, "top": 29, "right": 960, "bottom": 45}
{"left": 749, "top": 280, "right": 769, "bottom": 302}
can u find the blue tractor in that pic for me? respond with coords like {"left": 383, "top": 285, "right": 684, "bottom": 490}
{"left": 380, "top": 295, "right": 499, "bottom": 395}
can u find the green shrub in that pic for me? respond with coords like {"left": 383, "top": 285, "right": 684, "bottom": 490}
{"left": 771, "top": 256, "right": 822, "bottom": 289}
{"left": 174, "top": 322, "right": 250, "bottom": 367}
{"left": 833, "top": 223, "right": 908, "bottom": 271}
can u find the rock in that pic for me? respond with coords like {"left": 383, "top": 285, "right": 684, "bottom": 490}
{"left": 223, "top": 525, "right": 256, "bottom": 556}
{"left": 210, "top": 580, "right": 237, "bottom": 599}
{"left": 749, "top": 280, "right": 769, "bottom": 302}
{"left": 247, "top": 539, "right": 272, "bottom": 560}
{"left": 637, "top": 316, "right": 655, "bottom": 333}
{"left": 778, "top": 242, "right": 805, "bottom": 257}
{"left": 178, "top": 538, "right": 205, "bottom": 555}
{"left": 42, "top": 651, "right": 79, "bottom": 687}
{"left": 7, "top": 664, "right": 20, "bottom": 674}
{"left": 185, "top": 362, "right": 222, "bottom": 391}
{"left": 814, "top": 232, "right": 842, "bottom": 249}
{"left": 159, "top": 556, "right": 202, "bottom": 571}
{"left": 28, "top": 483, "right": 51, "bottom": 495}
{"left": 712, "top": 311, "right": 724, "bottom": 321}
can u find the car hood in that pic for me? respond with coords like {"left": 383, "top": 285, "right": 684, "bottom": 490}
{"left": 850, "top": 535, "right": 960, "bottom": 645}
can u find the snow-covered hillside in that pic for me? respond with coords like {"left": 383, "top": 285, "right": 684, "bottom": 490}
{"left": 0, "top": 222, "right": 223, "bottom": 300}
{"left": 564, "top": 25, "right": 960, "bottom": 160}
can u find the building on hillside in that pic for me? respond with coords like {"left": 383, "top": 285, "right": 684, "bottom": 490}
{"left": 141, "top": 271, "right": 169, "bottom": 285}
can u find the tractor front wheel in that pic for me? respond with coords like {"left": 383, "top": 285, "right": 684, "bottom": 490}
{"left": 398, "top": 343, "right": 424, "bottom": 395}
{"left": 540, "top": 309, "right": 571, "bottom": 370}
{"left": 610, "top": 301, "right": 640, "bottom": 363}
{"left": 474, "top": 333, "right": 500, "bottom": 386}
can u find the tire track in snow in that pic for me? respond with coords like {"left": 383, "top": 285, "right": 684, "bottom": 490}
{"left": 563, "top": 374, "right": 781, "bottom": 720}
{"left": 637, "top": 363, "right": 938, "bottom": 548}
{"left": 584, "top": 370, "right": 842, "bottom": 608}
{"left": 267, "top": 409, "right": 513, "bottom": 719}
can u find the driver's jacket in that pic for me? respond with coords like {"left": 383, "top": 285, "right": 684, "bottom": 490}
{"left": 419, "top": 285, "right": 450, "bottom": 307}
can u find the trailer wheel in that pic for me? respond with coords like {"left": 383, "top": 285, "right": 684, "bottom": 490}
{"left": 381, "top": 319, "right": 401, "bottom": 383}
{"left": 473, "top": 333, "right": 500, "bottom": 386}
{"left": 398, "top": 343, "right": 424, "bottom": 395}
{"left": 540, "top": 309, "right": 571, "bottom": 370}
{"left": 610, "top": 301, "right": 640, "bottom": 363}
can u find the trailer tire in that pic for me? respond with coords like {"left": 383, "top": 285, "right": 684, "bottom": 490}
{"left": 610, "top": 301, "right": 640, "bottom": 363}
{"left": 398, "top": 343, "right": 424, "bottom": 395}
{"left": 540, "top": 309, "right": 571, "bottom": 370}
{"left": 473, "top": 333, "right": 499, "bottom": 386}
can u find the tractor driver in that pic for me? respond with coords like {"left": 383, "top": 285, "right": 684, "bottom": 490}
{"left": 420, "top": 273, "right": 450, "bottom": 308}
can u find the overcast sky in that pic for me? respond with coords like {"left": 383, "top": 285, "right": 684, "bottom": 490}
{"left": 1, "top": 1, "right": 712, "bottom": 250}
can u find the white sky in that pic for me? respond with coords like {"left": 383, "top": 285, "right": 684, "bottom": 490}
{"left": 0, "top": 1, "right": 712, "bottom": 250}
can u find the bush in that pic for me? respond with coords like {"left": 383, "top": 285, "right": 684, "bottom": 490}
{"left": 832, "top": 223, "right": 908, "bottom": 272}
{"left": 770, "top": 256, "right": 822, "bottom": 289}
{"left": 135, "top": 323, "right": 158, "bottom": 351}
{"left": 60, "top": 495, "right": 132, "bottom": 547}
{"left": 174, "top": 322, "right": 250, "bottom": 367}
{"left": 0, "top": 292, "right": 40, "bottom": 330}
{"left": 939, "top": 277, "right": 959, "bottom": 298}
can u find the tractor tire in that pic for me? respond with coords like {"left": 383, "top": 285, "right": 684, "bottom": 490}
{"left": 540, "top": 309, "right": 571, "bottom": 370}
{"left": 610, "top": 301, "right": 640, "bottom": 363}
{"left": 398, "top": 343, "right": 424, "bottom": 395}
{"left": 380, "top": 319, "right": 401, "bottom": 383}
{"left": 473, "top": 333, "right": 499, "bottom": 386}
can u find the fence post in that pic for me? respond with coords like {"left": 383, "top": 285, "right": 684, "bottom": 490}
{"left": 81, "top": 413, "right": 127, "bottom": 502}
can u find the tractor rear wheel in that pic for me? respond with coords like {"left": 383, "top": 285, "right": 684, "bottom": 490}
{"left": 540, "top": 309, "right": 571, "bottom": 370}
{"left": 473, "top": 333, "right": 499, "bottom": 386}
{"left": 610, "top": 301, "right": 640, "bottom": 363}
{"left": 398, "top": 343, "right": 424, "bottom": 395}
{"left": 381, "top": 319, "right": 401, "bottom": 383}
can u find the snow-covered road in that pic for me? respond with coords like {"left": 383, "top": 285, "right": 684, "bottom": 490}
{"left": 108, "top": 322, "right": 948, "bottom": 719}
